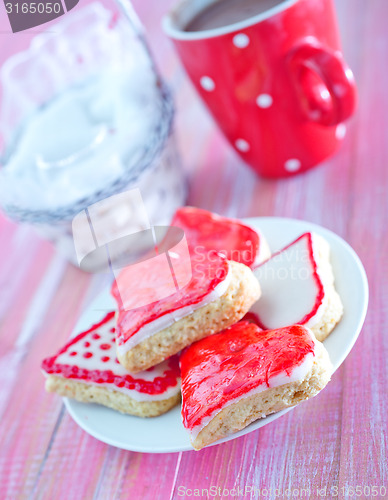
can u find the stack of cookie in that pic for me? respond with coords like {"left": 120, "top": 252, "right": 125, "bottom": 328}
{"left": 42, "top": 207, "right": 342, "bottom": 450}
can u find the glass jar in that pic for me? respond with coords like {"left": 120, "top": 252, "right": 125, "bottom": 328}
{"left": 0, "top": 2, "right": 186, "bottom": 270}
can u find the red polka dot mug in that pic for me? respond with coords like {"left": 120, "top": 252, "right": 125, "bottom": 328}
{"left": 163, "top": 0, "right": 357, "bottom": 178}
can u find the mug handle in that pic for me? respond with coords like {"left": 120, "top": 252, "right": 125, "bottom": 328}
{"left": 287, "top": 39, "right": 357, "bottom": 126}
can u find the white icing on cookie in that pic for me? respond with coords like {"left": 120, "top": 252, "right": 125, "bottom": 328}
{"left": 251, "top": 232, "right": 332, "bottom": 329}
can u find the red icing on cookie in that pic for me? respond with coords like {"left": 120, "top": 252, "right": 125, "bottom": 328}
{"left": 112, "top": 249, "right": 229, "bottom": 346}
{"left": 41, "top": 312, "right": 180, "bottom": 395}
{"left": 295, "top": 234, "right": 324, "bottom": 324}
{"left": 171, "top": 207, "right": 260, "bottom": 268}
{"left": 180, "top": 323, "right": 315, "bottom": 432}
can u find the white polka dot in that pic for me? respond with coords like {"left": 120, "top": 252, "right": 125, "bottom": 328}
{"left": 200, "top": 76, "right": 215, "bottom": 92}
{"left": 256, "top": 94, "right": 273, "bottom": 108}
{"left": 336, "top": 124, "right": 347, "bottom": 140}
{"left": 235, "top": 139, "right": 250, "bottom": 152}
{"left": 284, "top": 159, "right": 301, "bottom": 172}
{"left": 233, "top": 33, "right": 250, "bottom": 48}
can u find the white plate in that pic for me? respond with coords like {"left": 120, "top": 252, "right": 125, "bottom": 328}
{"left": 64, "top": 217, "right": 368, "bottom": 453}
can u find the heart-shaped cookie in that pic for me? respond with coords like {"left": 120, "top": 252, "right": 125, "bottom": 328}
{"left": 251, "top": 232, "right": 343, "bottom": 341}
{"left": 180, "top": 321, "right": 332, "bottom": 450}
{"left": 171, "top": 207, "right": 270, "bottom": 268}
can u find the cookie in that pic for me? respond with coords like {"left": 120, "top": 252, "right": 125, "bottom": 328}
{"left": 251, "top": 232, "right": 343, "bottom": 341}
{"left": 180, "top": 322, "right": 332, "bottom": 450}
{"left": 41, "top": 312, "right": 181, "bottom": 417}
{"left": 113, "top": 249, "right": 261, "bottom": 373}
{"left": 171, "top": 206, "right": 271, "bottom": 268}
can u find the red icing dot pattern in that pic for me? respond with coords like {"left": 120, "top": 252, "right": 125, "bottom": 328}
{"left": 84, "top": 341, "right": 90, "bottom": 348}
{"left": 69, "top": 351, "right": 77, "bottom": 356}
{"left": 100, "top": 344, "right": 111, "bottom": 350}
{"left": 41, "top": 311, "right": 180, "bottom": 395}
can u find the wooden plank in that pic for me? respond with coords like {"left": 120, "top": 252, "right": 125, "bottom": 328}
{"left": 0, "top": 259, "right": 91, "bottom": 498}
{"left": 336, "top": 0, "right": 388, "bottom": 493}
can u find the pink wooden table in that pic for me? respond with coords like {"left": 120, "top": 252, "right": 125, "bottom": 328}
{"left": 0, "top": 1, "right": 387, "bottom": 498}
